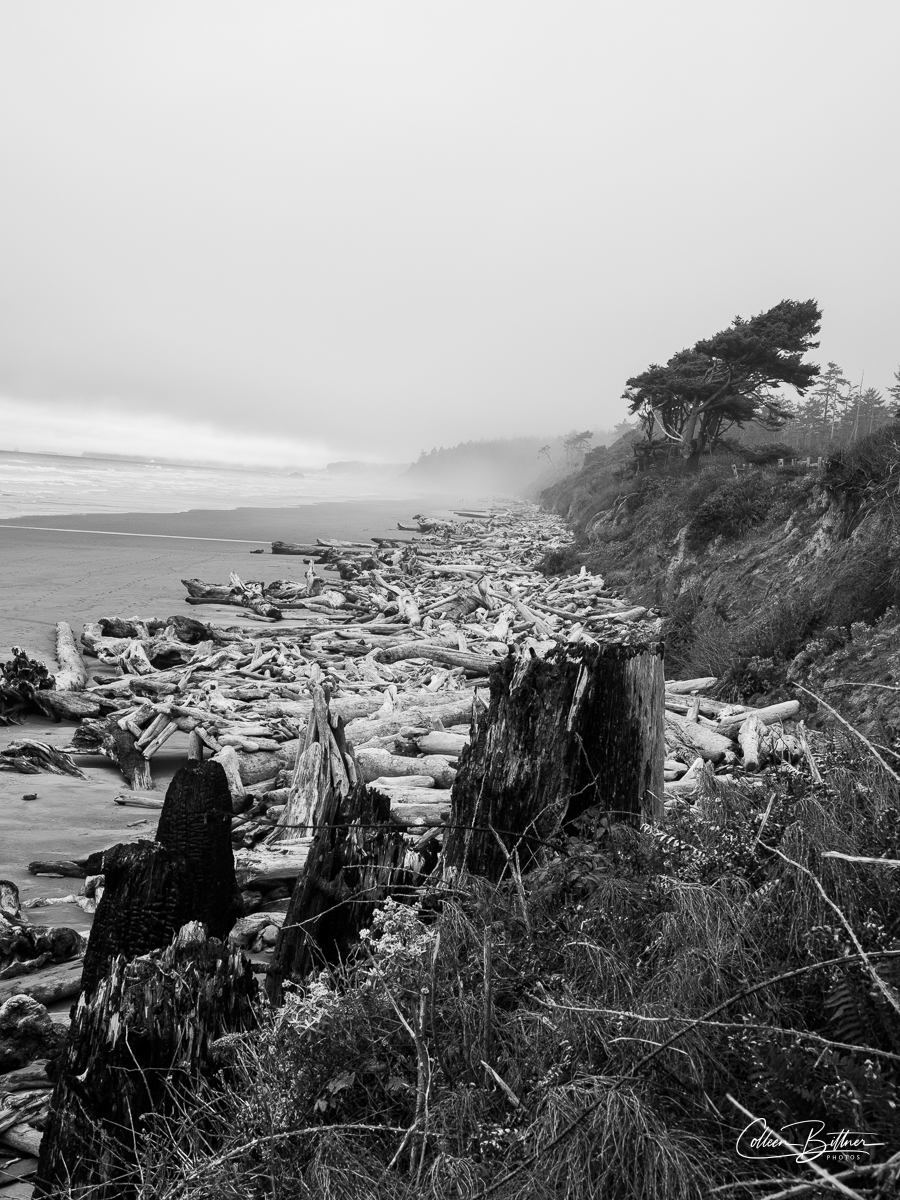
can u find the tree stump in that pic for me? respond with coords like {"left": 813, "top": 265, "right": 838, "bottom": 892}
{"left": 266, "top": 684, "right": 414, "bottom": 1002}
{"left": 154, "top": 760, "right": 242, "bottom": 940}
{"left": 35, "top": 922, "right": 256, "bottom": 1199}
{"left": 267, "top": 782, "right": 412, "bottom": 1001}
{"left": 78, "top": 841, "right": 198, "bottom": 1000}
{"left": 441, "top": 638, "right": 665, "bottom": 883}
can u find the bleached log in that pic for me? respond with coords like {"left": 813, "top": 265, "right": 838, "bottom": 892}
{"left": 370, "top": 774, "right": 435, "bottom": 789}
{"left": 665, "top": 677, "right": 718, "bottom": 694}
{"left": 268, "top": 742, "right": 325, "bottom": 841}
{"left": 53, "top": 622, "right": 87, "bottom": 691}
{"left": 717, "top": 700, "right": 800, "bottom": 739}
{"left": 738, "top": 714, "right": 767, "bottom": 772}
{"left": 415, "top": 731, "right": 469, "bottom": 756}
{"left": 665, "top": 713, "right": 734, "bottom": 764}
{"left": 356, "top": 748, "right": 456, "bottom": 788}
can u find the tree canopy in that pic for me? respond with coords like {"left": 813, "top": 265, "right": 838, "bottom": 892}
{"left": 623, "top": 299, "right": 822, "bottom": 466}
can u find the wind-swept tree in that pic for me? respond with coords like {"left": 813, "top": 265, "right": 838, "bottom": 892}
{"left": 562, "top": 429, "right": 593, "bottom": 465}
{"left": 623, "top": 299, "right": 821, "bottom": 469}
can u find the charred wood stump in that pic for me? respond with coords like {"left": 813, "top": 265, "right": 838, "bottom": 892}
{"left": 155, "top": 760, "right": 242, "bottom": 940}
{"left": 441, "top": 639, "right": 665, "bottom": 883}
{"left": 78, "top": 841, "right": 199, "bottom": 1000}
{"left": 267, "top": 684, "right": 415, "bottom": 1002}
{"left": 35, "top": 921, "right": 256, "bottom": 1200}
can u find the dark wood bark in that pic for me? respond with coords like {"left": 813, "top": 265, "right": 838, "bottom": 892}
{"left": 266, "top": 686, "right": 415, "bottom": 1002}
{"left": 78, "top": 841, "right": 199, "bottom": 1000}
{"left": 154, "top": 761, "right": 242, "bottom": 940}
{"left": 266, "top": 781, "right": 413, "bottom": 1001}
{"left": 35, "top": 922, "right": 256, "bottom": 1200}
{"left": 441, "top": 639, "right": 665, "bottom": 883}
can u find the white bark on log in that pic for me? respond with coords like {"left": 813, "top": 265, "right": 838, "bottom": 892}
{"left": 665, "top": 677, "right": 718, "bottom": 694}
{"left": 665, "top": 713, "right": 735, "bottom": 763}
{"left": 54, "top": 622, "right": 87, "bottom": 692}
{"left": 717, "top": 700, "right": 800, "bottom": 739}
{"left": 738, "top": 714, "right": 767, "bottom": 772}
{"left": 355, "top": 748, "right": 456, "bottom": 788}
{"left": 0, "top": 1121, "right": 42, "bottom": 1157}
{"left": 415, "top": 731, "right": 469, "bottom": 756}
{"left": 268, "top": 742, "right": 325, "bottom": 842}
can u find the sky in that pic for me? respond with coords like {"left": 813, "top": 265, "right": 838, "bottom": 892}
{"left": 0, "top": 1, "right": 898, "bottom": 467}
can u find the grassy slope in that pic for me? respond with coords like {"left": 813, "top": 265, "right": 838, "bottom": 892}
{"left": 542, "top": 424, "right": 900, "bottom": 728}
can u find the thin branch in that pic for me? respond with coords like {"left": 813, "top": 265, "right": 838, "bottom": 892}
{"left": 724, "top": 1094, "right": 866, "bottom": 1200}
{"left": 764, "top": 843, "right": 900, "bottom": 1021}
{"left": 793, "top": 684, "right": 900, "bottom": 783}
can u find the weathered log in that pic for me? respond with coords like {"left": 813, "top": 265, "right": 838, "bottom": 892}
{"left": 154, "top": 761, "right": 242, "bottom": 941}
{"left": 738, "top": 714, "right": 767, "bottom": 772}
{"left": 717, "top": 700, "right": 801, "bottom": 739}
{"left": 33, "top": 691, "right": 102, "bottom": 721}
{"left": 53, "top": 622, "right": 87, "bottom": 692}
{"left": 0, "top": 960, "right": 83, "bottom": 1006}
{"left": 182, "top": 578, "right": 282, "bottom": 621}
{"left": 271, "top": 540, "right": 326, "bottom": 556}
{"left": 415, "top": 730, "right": 468, "bottom": 756}
{"left": 72, "top": 719, "right": 153, "bottom": 789}
{"left": 35, "top": 922, "right": 256, "bottom": 1200}
{"left": 0, "top": 996, "right": 66, "bottom": 1073}
{"left": 442, "top": 639, "right": 665, "bottom": 883}
{"left": 664, "top": 676, "right": 718, "bottom": 694}
{"left": 355, "top": 747, "right": 456, "bottom": 788}
{"left": 665, "top": 713, "right": 735, "bottom": 764}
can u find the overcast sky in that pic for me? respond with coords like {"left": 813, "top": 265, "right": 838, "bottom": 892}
{"left": 0, "top": 1, "right": 898, "bottom": 466}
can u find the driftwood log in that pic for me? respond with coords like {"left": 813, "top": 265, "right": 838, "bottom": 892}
{"left": 35, "top": 922, "right": 256, "bottom": 1200}
{"left": 441, "top": 639, "right": 665, "bottom": 883}
{"left": 72, "top": 718, "right": 153, "bottom": 789}
{"left": 53, "top": 621, "right": 87, "bottom": 691}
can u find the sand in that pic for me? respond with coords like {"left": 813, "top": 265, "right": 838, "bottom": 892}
{"left": 0, "top": 494, "right": 476, "bottom": 918}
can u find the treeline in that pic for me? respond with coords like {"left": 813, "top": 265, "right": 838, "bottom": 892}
{"left": 620, "top": 297, "right": 899, "bottom": 469}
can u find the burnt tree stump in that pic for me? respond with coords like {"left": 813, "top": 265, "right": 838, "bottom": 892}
{"left": 35, "top": 922, "right": 256, "bottom": 1200}
{"left": 78, "top": 841, "right": 199, "bottom": 1000}
{"left": 155, "top": 760, "right": 242, "bottom": 940}
{"left": 441, "top": 638, "right": 665, "bottom": 882}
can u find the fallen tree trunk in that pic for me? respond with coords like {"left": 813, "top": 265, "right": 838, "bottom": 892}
{"left": 72, "top": 719, "right": 153, "bottom": 789}
{"left": 665, "top": 713, "right": 735, "bottom": 764}
{"left": 35, "top": 922, "right": 256, "bottom": 1200}
{"left": 717, "top": 700, "right": 801, "bottom": 739}
{"left": 442, "top": 638, "right": 665, "bottom": 883}
{"left": 53, "top": 622, "right": 87, "bottom": 691}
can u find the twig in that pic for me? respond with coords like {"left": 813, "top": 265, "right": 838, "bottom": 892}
{"left": 470, "top": 948, "right": 900, "bottom": 1199}
{"left": 531, "top": 997, "right": 900, "bottom": 1064}
{"left": 724, "top": 1094, "right": 866, "bottom": 1200}
{"left": 764, "top": 843, "right": 900, "bottom": 1021}
{"left": 480, "top": 1060, "right": 521, "bottom": 1108}
{"left": 482, "top": 924, "right": 493, "bottom": 1072}
{"left": 822, "top": 850, "right": 900, "bottom": 869}
{"left": 793, "top": 684, "right": 900, "bottom": 783}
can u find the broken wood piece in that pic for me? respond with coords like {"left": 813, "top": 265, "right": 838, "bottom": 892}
{"left": 738, "top": 714, "right": 767, "bottom": 772}
{"left": 664, "top": 677, "right": 718, "bottom": 694}
{"left": 717, "top": 700, "right": 800, "bottom": 739}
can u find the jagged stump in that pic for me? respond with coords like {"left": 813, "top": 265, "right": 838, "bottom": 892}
{"left": 35, "top": 922, "right": 256, "bottom": 1199}
{"left": 442, "top": 638, "right": 665, "bottom": 882}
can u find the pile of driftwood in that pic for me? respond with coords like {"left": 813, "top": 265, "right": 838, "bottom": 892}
{"left": 0, "top": 503, "right": 817, "bottom": 1191}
